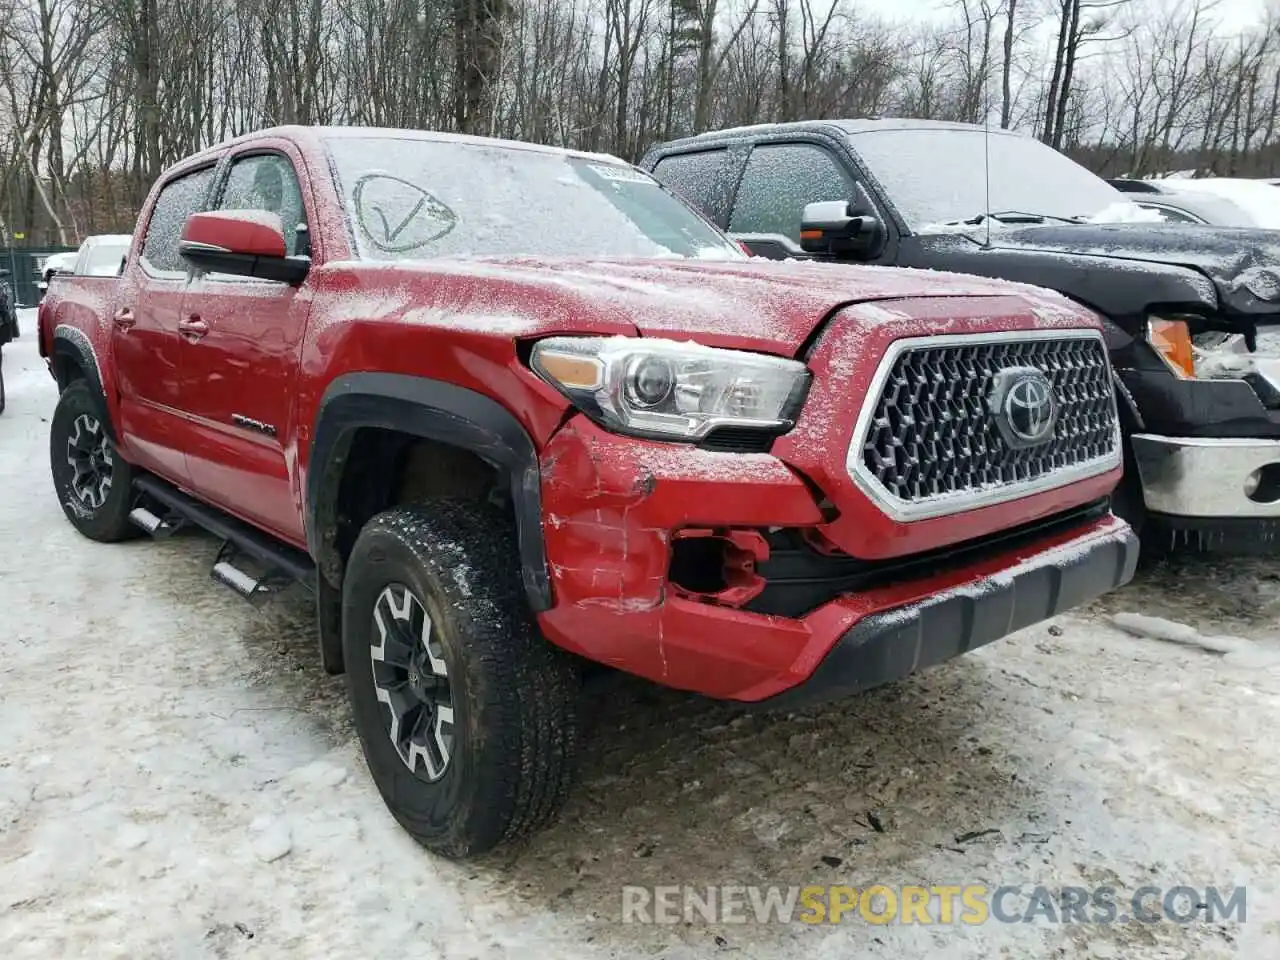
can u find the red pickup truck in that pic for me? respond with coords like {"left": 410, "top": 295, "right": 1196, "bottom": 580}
{"left": 39, "top": 125, "right": 1138, "bottom": 858}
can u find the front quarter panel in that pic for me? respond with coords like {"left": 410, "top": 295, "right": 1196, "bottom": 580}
{"left": 294, "top": 262, "right": 639, "bottom": 457}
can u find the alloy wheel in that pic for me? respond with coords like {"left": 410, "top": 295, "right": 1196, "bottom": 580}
{"left": 370, "top": 583, "right": 455, "bottom": 781}
{"left": 65, "top": 413, "right": 113, "bottom": 510}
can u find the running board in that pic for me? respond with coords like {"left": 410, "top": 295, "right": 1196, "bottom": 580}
{"left": 211, "top": 541, "right": 295, "bottom": 603}
{"left": 132, "top": 473, "right": 316, "bottom": 598}
{"left": 128, "top": 505, "right": 184, "bottom": 538}
{"left": 213, "top": 558, "right": 261, "bottom": 595}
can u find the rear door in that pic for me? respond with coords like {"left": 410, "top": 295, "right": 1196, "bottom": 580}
{"left": 112, "top": 164, "right": 216, "bottom": 485}
{"left": 175, "top": 146, "right": 315, "bottom": 545}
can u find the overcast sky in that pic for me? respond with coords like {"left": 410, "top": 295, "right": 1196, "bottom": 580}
{"left": 859, "top": 0, "right": 1269, "bottom": 33}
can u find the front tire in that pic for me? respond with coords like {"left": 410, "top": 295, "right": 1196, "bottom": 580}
{"left": 342, "top": 501, "right": 579, "bottom": 859}
{"left": 49, "top": 380, "right": 136, "bottom": 541}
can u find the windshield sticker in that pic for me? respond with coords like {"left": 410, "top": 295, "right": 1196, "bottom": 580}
{"left": 352, "top": 174, "right": 457, "bottom": 252}
{"left": 586, "top": 164, "right": 656, "bottom": 185}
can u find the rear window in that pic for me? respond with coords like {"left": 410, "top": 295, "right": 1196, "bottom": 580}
{"left": 651, "top": 149, "right": 732, "bottom": 225}
{"left": 324, "top": 136, "right": 742, "bottom": 262}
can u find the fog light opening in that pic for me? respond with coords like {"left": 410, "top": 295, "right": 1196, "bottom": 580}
{"left": 1245, "top": 463, "right": 1280, "bottom": 504}
{"left": 669, "top": 529, "right": 769, "bottom": 607}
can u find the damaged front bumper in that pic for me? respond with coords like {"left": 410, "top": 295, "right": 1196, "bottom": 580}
{"left": 1120, "top": 355, "right": 1280, "bottom": 553}
{"left": 536, "top": 416, "right": 1138, "bottom": 703}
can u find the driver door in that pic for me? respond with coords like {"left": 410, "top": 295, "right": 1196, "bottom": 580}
{"left": 726, "top": 140, "right": 893, "bottom": 262}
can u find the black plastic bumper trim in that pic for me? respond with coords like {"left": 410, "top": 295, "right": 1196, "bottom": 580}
{"left": 761, "top": 522, "right": 1140, "bottom": 710}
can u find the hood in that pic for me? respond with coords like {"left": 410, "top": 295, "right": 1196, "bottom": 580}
{"left": 985, "top": 223, "right": 1280, "bottom": 314}
{"left": 327, "top": 256, "right": 1082, "bottom": 356}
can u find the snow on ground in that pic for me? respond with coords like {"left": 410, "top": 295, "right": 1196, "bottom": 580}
{"left": 2, "top": 312, "right": 1280, "bottom": 957}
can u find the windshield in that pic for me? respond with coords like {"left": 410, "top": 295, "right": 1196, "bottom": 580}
{"left": 325, "top": 135, "right": 743, "bottom": 262}
{"left": 848, "top": 128, "right": 1151, "bottom": 231}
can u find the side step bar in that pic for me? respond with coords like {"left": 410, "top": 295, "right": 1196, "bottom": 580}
{"left": 129, "top": 505, "right": 184, "bottom": 538}
{"left": 213, "top": 558, "right": 262, "bottom": 595}
{"left": 133, "top": 474, "right": 316, "bottom": 597}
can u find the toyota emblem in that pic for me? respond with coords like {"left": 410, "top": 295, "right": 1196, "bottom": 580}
{"left": 989, "top": 367, "right": 1058, "bottom": 448}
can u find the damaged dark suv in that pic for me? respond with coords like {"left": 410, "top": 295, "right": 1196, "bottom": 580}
{"left": 643, "top": 118, "right": 1280, "bottom": 554}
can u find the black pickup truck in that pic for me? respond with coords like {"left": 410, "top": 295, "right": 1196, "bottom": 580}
{"left": 642, "top": 118, "right": 1280, "bottom": 554}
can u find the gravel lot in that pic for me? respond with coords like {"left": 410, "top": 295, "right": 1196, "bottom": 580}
{"left": 1, "top": 316, "right": 1278, "bottom": 958}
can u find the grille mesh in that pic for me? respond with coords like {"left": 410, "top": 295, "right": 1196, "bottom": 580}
{"left": 860, "top": 336, "right": 1117, "bottom": 504}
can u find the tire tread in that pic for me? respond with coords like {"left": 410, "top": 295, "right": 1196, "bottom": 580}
{"left": 344, "top": 500, "right": 578, "bottom": 858}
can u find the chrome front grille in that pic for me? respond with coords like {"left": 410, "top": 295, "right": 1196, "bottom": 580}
{"left": 851, "top": 330, "right": 1120, "bottom": 520}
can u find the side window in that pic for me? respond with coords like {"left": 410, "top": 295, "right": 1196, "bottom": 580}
{"left": 729, "top": 143, "right": 855, "bottom": 240}
{"left": 219, "top": 153, "right": 308, "bottom": 257}
{"left": 141, "top": 167, "right": 215, "bottom": 273}
{"left": 651, "top": 149, "right": 732, "bottom": 225}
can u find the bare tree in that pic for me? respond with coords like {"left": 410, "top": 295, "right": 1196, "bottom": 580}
{"left": 4, "top": 0, "right": 1280, "bottom": 243}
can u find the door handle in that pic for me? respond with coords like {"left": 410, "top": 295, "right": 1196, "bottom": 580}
{"left": 178, "top": 315, "right": 209, "bottom": 340}
{"left": 112, "top": 307, "right": 136, "bottom": 330}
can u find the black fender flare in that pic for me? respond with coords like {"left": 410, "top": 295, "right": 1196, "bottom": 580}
{"left": 306, "top": 373, "right": 551, "bottom": 611}
{"left": 50, "top": 325, "right": 114, "bottom": 438}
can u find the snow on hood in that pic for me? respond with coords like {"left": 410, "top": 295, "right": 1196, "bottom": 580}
{"left": 316, "top": 256, "right": 1094, "bottom": 355}
{"left": 914, "top": 200, "right": 1160, "bottom": 236}
{"left": 984, "top": 223, "right": 1280, "bottom": 315}
{"left": 1085, "top": 202, "right": 1165, "bottom": 224}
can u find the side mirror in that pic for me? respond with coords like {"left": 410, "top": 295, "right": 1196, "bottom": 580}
{"left": 800, "top": 200, "right": 886, "bottom": 259}
{"left": 179, "top": 210, "right": 309, "bottom": 284}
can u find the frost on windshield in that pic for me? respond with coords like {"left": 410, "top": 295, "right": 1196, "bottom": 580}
{"left": 849, "top": 128, "right": 1132, "bottom": 230}
{"left": 353, "top": 175, "right": 458, "bottom": 253}
{"left": 325, "top": 135, "right": 742, "bottom": 262}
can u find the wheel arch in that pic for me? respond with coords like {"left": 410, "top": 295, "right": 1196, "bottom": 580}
{"left": 307, "top": 373, "right": 551, "bottom": 612}
{"left": 50, "top": 325, "right": 114, "bottom": 437}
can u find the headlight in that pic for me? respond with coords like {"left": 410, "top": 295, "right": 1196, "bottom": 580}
{"left": 1147, "top": 317, "right": 1196, "bottom": 377}
{"left": 1146, "top": 316, "right": 1254, "bottom": 380}
{"left": 531, "top": 336, "right": 811, "bottom": 440}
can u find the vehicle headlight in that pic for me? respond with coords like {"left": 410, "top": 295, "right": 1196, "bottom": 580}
{"left": 1146, "top": 316, "right": 1254, "bottom": 380}
{"left": 531, "top": 336, "right": 811, "bottom": 441}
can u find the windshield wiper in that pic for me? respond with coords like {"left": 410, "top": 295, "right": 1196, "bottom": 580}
{"left": 948, "top": 210, "right": 1087, "bottom": 226}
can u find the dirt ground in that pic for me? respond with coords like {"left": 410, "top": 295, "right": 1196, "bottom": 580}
{"left": 1, "top": 320, "right": 1278, "bottom": 958}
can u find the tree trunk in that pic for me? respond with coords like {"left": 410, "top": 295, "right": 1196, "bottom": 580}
{"left": 1001, "top": 0, "right": 1017, "bottom": 128}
